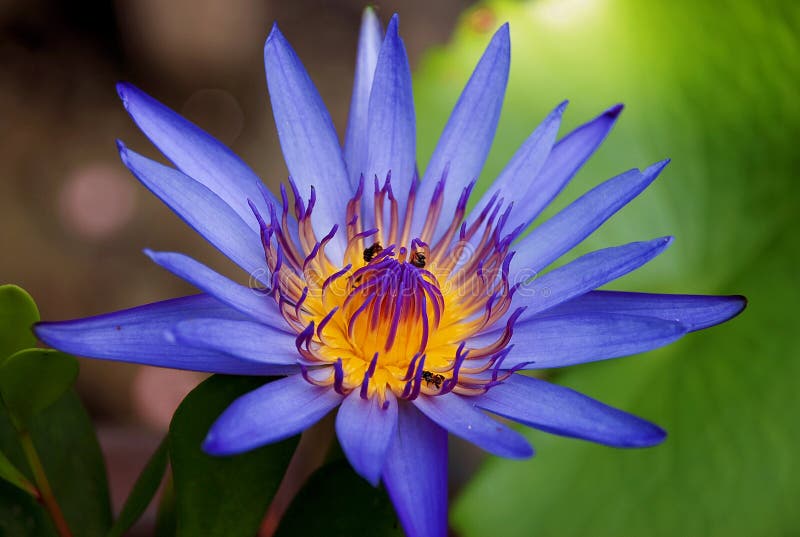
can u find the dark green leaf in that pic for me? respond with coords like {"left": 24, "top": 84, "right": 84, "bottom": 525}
{"left": 275, "top": 460, "right": 402, "bottom": 537}
{"left": 169, "top": 375, "right": 298, "bottom": 537}
{"left": 0, "top": 349, "right": 79, "bottom": 428}
{"left": 0, "top": 390, "right": 112, "bottom": 537}
{"left": 0, "top": 285, "right": 40, "bottom": 363}
{"left": 106, "top": 438, "right": 169, "bottom": 537}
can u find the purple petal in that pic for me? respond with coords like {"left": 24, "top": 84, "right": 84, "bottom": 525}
{"left": 335, "top": 391, "right": 398, "bottom": 486}
{"left": 506, "top": 237, "right": 674, "bottom": 326}
{"left": 540, "top": 290, "right": 747, "bottom": 332}
{"left": 413, "top": 393, "right": 533, "bottom": 458}
{"left": 118, "top": 144, "right": 267, "bottom": 277}
{"left": 203, "top": 374, "right": 342, "bottom": 455}
{"left": 511, "top": 160, "right": 669, "bottom": 274}
{"left": 34, "top": 295, "right": 280, "bottom": 374}
{"left": 476, "top": 374, "right": 666, "bottom": 447}
{"left": 413, "top": 23, "right": 510, "bottom": 242}
{"left": 482, "top": 312, "right": 687, "bottom": 369}
{"left": 170, "top": 319, "right": 300, "bottom": 371}
{"left": 467, "top": 101, "right": 566, "bottom": 232}
{"left": 144, "top": 250, "right": 290, "bottom": 330}
{"left": 116, "top": 83, "right": 281, "bottom": 232}
{"left": 382, "top": 403, "right": 447, "bottom": 537}
{"left": 363, "top": 14, "right": 416, "bottom": 227}
{"left": 344, "top": 7, "right": 383, "bottom": 185}
{"left": 520, "top": 103, "right": 624, "bottom": 223}
{"left": 264, "top": 25, "right": 351, "bottom": 261}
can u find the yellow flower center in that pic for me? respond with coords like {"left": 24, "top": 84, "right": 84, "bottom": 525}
{"left": 256, "top": 175, "right": 519, "bottom": 402}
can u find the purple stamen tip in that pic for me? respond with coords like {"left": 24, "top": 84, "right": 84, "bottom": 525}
{"left": 334, "top": 359, "right": 346, "bottom": 395}
{"left": 407, "top": 354, "right": 427, "bottom": 400}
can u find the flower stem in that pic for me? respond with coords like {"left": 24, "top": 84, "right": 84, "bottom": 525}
{"left": 19, "top": 430, "right": 73, "bottom": 537}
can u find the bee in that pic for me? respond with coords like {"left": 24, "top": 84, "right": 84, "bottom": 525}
{"left": 363, "top": 242, "right": 383, "bottom": 263}
{"left": 410, "top": 251, "right": 426, "bottom": 268}
{"left": 422, "top": 370, "right": 445, "bottom": 389}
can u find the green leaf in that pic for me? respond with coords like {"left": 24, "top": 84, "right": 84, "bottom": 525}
{"left": 0, "top": 285, "right": 40, "bottom": 363}
{"left": 414, "top": 1, "right": 800, "bottom": 536}
{"left": 0, "top": 390, "right": 112, "bottom": 537}
{"left": 0, "top": 349, "right": 79, "bottom": 428}
{"left": 275, "top": 460, "right": 402, "bottom": 537}
{"left": 168, "top": 375, "right": 298, "bottom": 537}
{"left": 107, "top": 438, "right": 169, "bottom": 537}
{"left": 0, "top": 448, "right": 37, "bottom": 496}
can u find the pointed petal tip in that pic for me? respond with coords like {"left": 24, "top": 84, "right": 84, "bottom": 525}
{"left": 116, "top": 139, "right": 132, "bottom": 166}
{"left": 115, "top": 82, "right": 152, "bottom": 113}
{"left": 200, "top": 432, "right": 222, "bottom": 455}
{"left": 516, "top": 441, "right": 536, "bottom": 459}
{"left": 643, "top": 158, "right": 671, "bottom": 179}
{"left": 387, "top": 13, "right": 400, "bottom": 33}
{"left": 483, "top": 22, "right": 510, "bottom": 59}
{"left": 629, "top": 423, "right": 667, "bottom": 448}
{"left": 640, "top": 235, "right": 675, "bottom": 258}
{"left": 32, "top": 321, "right": 78, "bottom": 356}
{"left": 265, "top": 22, "right": 284, "bottom": 49}
{"left": 115, "top": 81, "right": 132, "bottom": 105}
{"left": 201, "top": 426, "right": 250, "bottom": 457}
{"left": 361, "top": 471, "right": 381, "bottom": 488}
{"left": 606, "top": 103, "right": 624, "bottom": 118}
{"left": 655, "top": 235, "right": 674, "bottom": 248}
{"left": 501, "top": 435, "right": 535, "bottom": 459}
{"left": 732, "top": 294, "right": 748, "bottom": 315}
{"left": 709, "top": 294, "right": 748, "bottom": 327}
{"left": 142, "top": 248, "right": 158, "bottom": 262}
{"left": 493, "top": 21, "right": 510, "bottom": 41}
{"left": 362, "top": 5, "right": 378, "bottom": 19}
{"left": 32, "top": 321, "right": 51, "bottom": 344}
{"left": 599, "top": 419, "right": 667, "bottom": 448}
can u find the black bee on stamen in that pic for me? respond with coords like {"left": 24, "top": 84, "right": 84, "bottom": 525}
{"left": 410, "top": 251, "right": 426, "bottom": 268}
{"left": 422, "top": 370, "right": 445, "bottom": 389}
{"left": 363, "top": 242, "right": 383, "bottom": 263}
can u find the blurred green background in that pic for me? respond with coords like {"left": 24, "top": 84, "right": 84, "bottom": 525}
{"left": 416, "top": 1, "right": 799, "bottom": 536}
{"left": 1, "top": 0, "right": 798, "bottom": 535}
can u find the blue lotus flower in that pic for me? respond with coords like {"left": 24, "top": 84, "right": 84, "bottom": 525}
{"left": 36, "top": 10, "right": 744, "bottom": 537}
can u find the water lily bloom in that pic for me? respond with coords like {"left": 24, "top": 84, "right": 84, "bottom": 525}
{"left": 36, "top": 9, "right": 745, "bottom": 537}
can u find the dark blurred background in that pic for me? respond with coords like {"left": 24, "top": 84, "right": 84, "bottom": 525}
{"left": 2, "top": 0, "right": 799, "bottom": 536}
